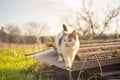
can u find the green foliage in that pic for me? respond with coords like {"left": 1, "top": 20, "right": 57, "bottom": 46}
{"left": 0, "top": 47, "right": 44, "bottom": 80}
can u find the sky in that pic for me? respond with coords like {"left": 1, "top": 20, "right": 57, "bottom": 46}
{"left": 0, "top": 0, "right": 120, "bottom": 35}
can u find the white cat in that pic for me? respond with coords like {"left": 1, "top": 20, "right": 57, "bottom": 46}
{"left": 55, "top": 24, "right": 80, "bottom": 70}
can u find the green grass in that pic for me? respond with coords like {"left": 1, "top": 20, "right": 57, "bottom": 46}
{"left": 0, "top": 45, "right": 46, "bottom": 80}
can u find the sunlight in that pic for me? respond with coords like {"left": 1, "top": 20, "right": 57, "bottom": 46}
{"left": 64, "top": 0, "right": 81, "bottom": 8}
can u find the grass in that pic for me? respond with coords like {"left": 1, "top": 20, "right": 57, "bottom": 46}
{"left": 0, "top": 43, "right": 47, "bottom": 80}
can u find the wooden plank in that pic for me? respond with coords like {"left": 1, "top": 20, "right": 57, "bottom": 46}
{"left": 28, "top": 48, "right": 65, "bottom": 69}
{"left": 85, "top": 64, "right": 120, "bottom": 75}
{"left": 98, "top": 71, "right": 120, "bottom": 77}
{"left": 80, "top": 42, "right": 120, "bottom": 47}
{"left": 80, "top": 39, "right": 120, "bottom": 44}
{"left": 77, "top": 49, "right": 120, "bottom": 60}
{"left": 28, "top": 48, "right": 120, "bottom": 71}
{"left": 79, "top": 44, "right": 120, "bottom": 52}
{"left": 72, "top": 57, "right": 120, "bottom": 71}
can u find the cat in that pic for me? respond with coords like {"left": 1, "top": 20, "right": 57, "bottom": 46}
{"left": 55, "top": 24, "right": 80, "bottom": 70}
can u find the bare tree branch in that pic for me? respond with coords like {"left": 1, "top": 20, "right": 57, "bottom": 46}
{"left": 64, "top": 1, "right": 120, "bottom": 40}
{"left": 100, "top": 6, "right": 120, "bottom": 35}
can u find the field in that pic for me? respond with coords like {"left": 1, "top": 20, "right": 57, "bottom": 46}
{"left": 0, "top": 39, "right": 120, "bottom": 80}
{"left": 0, "top": 43, "right": 47, "bottom": 80}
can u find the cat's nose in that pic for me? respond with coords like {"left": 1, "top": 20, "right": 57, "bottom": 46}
{"left": 65, "top": 43, "right": 69, "bottom": 47}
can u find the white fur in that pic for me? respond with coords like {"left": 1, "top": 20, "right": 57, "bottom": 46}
{"left": 55, "top": 31, "right": 80, "bottom": 70}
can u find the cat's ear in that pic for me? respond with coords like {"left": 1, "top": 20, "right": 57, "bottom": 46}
{"left": 72, "top": 30, "right": 77, "bottom": 39}
{"left": 62, "top": 30, "right": 67, "bottom": 37}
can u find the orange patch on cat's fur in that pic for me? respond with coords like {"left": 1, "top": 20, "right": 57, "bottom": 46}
{"left": 72, "top": 30, "right": 77, "bottom": 40}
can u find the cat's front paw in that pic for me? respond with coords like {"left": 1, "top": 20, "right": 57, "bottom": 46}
{"left": 66, "top": 66, "right": 71, "bottom": 71}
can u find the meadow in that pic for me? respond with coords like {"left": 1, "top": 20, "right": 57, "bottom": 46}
{"left": 0, "top": 39, "right": 120, "bottom": 80}
{"left": 0, "top": 43, "right": 47, "bottom": 80}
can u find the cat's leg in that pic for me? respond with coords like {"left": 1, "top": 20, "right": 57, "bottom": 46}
{"left": 58, "top": 53, "right": 64, "bottom": 62}
{"left": 68, "top": 53, "right": 79, "bottom": 70}
{"left": 66, "top": 54, "right": 76, "bottom": 70}
{"left": 58, "top": 45, "right": 64, "bottom": 62}
{"left": 64, "top": 56, "right": 71, "bottom": 70}
{"left": 56, "top": 44, "right": 64, "bottom": 62}
{"left": 70, "top": 57, "right": 75, "bottom": 69}
{"left": 62, "top": 53, "right": 73, "bottom": 70}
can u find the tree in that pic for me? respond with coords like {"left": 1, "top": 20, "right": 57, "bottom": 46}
{"left": 63, "top": 0, "right": 99, "bottom": 39}
{"left": 0, "top": 27, "right": 7, "bottom": 43}
{"left": 63, "top": 1, "right": 120, "bottom": 40}
{"left": 26, "top": 21, "right": 48, "bottom": 49}
{"left": 6, "top": 24, "right": 21, "bottom": 36}
{"left": 5, "top": 24, "right": 21, "bottom": 43}
{"left": 100, "top": 6, "right": 120, "bottom": 35}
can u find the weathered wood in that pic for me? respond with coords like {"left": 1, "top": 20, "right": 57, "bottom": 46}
{"left": 77, "top": 49, "right": 120, "bottom": 60}
{"left": 98, "top": 71, "right": 120, "bottom": 77}
{"left": 28, "top": 48, "right": 120, "bottom": 71}
{"left": 80, "top": 39, "right": 120, "bottom": 44}
{"left": 80, "top": 42, "right": 120, "bottom": 47}
{"left": 28, "top": 41, "right": 120, "bottom": 71}
{"left": 79, "top": 44, "right": 120, "bottom": 52}
{"left": 72, "top": 57, "right": 120, "bottom": 71}
{"left": 78, "top": 49, "right": 120, "bottom": 55}
{"left": 28, "top": 48, "right": 66, "bottom": 69}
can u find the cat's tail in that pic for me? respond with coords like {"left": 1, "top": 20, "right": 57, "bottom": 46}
{"left": 63, "top": 24, "right": 68, "bottom": 31}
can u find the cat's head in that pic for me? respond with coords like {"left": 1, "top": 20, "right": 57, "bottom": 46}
{"left": 62, "top": 30, "right": 79, "bottom": 47}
